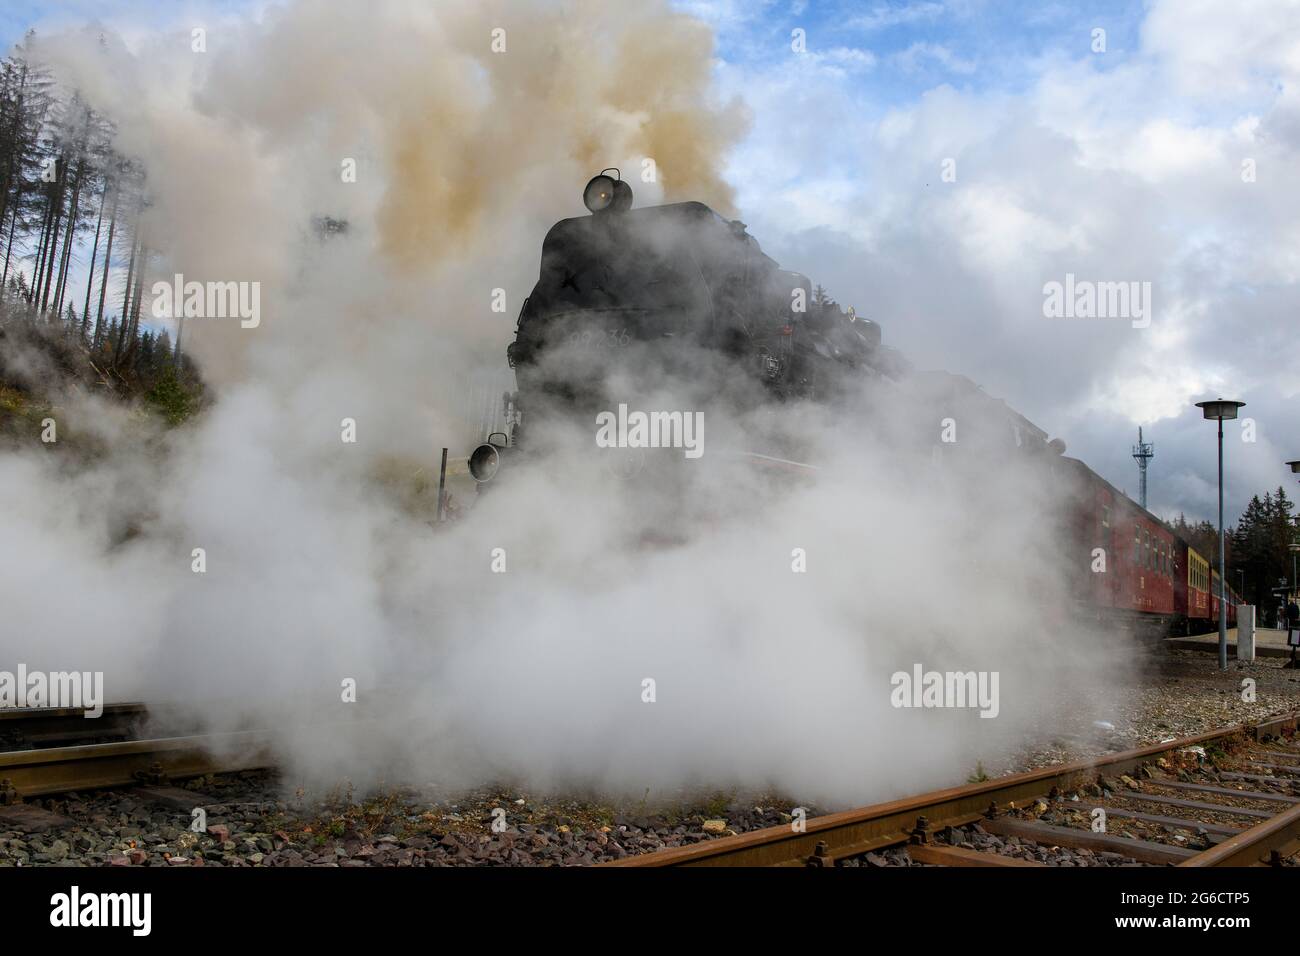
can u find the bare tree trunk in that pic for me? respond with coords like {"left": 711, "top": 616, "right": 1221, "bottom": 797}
{"left": 81, "top": 180, "right": 105, "bottom": 329}
{"left": 33, "top": 165, "right": 61, "bottom": 309}
{"left": 113, "top": 229, "right": 138, "bottom": 365}
{"left": 53, "top": 172, "right": 78, "bottom": 314}
{"left": 95, "top": 181, "right": 119, "bottom": 328}
{"left": 30, "top": 193, "right": 53, "bottom": 304}
{"left": 39, "top": 158, "right": 67, "bottom": 314}
{"left": 123, "top": 237, "right": 146, "bottom": 369}
{"left": 54, "top": 159, "right": 83, "bottom": 316}
{"left": 0, "top": 202, "right": 18, "bottom": 295}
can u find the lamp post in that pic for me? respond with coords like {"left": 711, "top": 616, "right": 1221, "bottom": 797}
{"left": 1291, "top": 544, "right": 1299, "bottom": 605}
{"left": 1197, "top": 399, "right": 1246, "bottom": 670}
{"left": 1289, "top": 462, "right": 1299, "bottom": 605}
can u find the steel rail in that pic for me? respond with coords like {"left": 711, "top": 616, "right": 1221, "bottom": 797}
{"left": 0, "top": 702, "right": 149, "bottom": 747}
{"left": 0, "top": 702, "right": 147, "bottom": 724}
{"left": 607, "top": 711, "right": 1299, "bottom": 867}
{"left": 1178, "top": 801, "right": 1300, "bottom": 867}
{"left": 0, "top": 731, "right": 274, "bottom": 798}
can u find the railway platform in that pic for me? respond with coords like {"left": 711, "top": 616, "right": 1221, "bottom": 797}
{"left": 1166, "top": 628, "right": 1297, "bottom": 659}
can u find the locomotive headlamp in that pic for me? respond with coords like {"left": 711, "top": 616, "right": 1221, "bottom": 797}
{"left": 468, "top": 442, "right": 503, "bottom": 482}
{"left": 583, "top": 174, "right": 616, "bottom": 212}
{"left": 583, "top": 169, "right": 632, "bottom": 213}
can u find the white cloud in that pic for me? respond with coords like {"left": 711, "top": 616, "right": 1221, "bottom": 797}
{"left": 715, "top": 0, "right": 1300, "bottom": 519}
{"left": 893, "top": 41, "right": 977, "bottom": 75}
{"left": 811, "top": 45, "right": 877, "bottom": 74}
{"left": 1142, "top": 0, "right": 1300, "bottom": 97}
{"left": 849, "top": 1, "right": 946, "bottom": 32}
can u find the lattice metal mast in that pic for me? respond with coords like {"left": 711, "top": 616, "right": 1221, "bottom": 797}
{"left": 1133, "top": 427, "right": 1154, "bottom": 510}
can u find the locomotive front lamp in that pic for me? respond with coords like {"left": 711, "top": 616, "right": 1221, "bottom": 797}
{"left": 1196, "top": 398, "right": 1246, "bottom": 670}
{"left": 583, "top": 174, "right": 616, "bottom": 212}
{"left": 468, "top": 441, "right": 503, "bottom": 482}
{"left": 583, "top": 169, "right": 632, "bottom": 214}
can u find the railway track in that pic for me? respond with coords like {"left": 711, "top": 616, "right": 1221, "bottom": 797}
{"left": 610, "top": 712, "right": 1300, "bottom": 868}
{"left": 3, "top": 704, "right": 1296, "bottom": 869}
{"left": 0, "top": 702, "right": 277, "bottom": 818}
{"left": 0, "top": 730, "right": 274, "bottom": 803}
{"left": 0, "top": 699, "right": 335, "bottom": 802}
{"left": 0, "top": 702, "right": 151, "bottom": 752}
{"left": 0, "top": 733, "right": 274, "bottom": 816}
{"left": 0, "top": 699, "right": 373, "bottom": 810}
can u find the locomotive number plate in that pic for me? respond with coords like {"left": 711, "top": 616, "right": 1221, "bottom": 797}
{"left": 566, "top": 328, "right": 633, "bottom": 349}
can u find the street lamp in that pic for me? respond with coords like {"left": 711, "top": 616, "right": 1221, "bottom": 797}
{"left": 1291, "top": 544, "right": 1300, "bottom": 604}
{"left": 1289, "top": 462, "right": 1300, "bottom": 606}
{"left": 1196, "top": 399, "right": 1245, "bottom": 670}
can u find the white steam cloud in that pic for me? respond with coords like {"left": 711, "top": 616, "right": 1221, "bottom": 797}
{"left": 0, "top": 0, "right": 1125, "bottom": 808}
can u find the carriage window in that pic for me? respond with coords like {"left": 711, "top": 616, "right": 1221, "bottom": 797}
{"left": 1102, "top": 505, "right": 1110, "bottom": 528}
{"left": 1144, "top": 531, "right": 1151, "bottom": 570}
{"left": 1133, "top": 528, "right": 1141, "bottom": 564}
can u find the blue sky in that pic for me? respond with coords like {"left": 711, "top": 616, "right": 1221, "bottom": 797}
{"left": 697, "top": 0, "right": 1146, "bottom": 93}
{"left": 3, "top": 0, "right": 1146, "bottom": 94}
{"left": 0, "top": 0, "right": 261, "bottom": 50}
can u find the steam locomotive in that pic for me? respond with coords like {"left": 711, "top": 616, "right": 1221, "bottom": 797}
{"left": 465, "top": 170, "right": 1242, "bottom": 637}
{"left": 468, "top": 169, "right": 1042, "bottom": 481}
